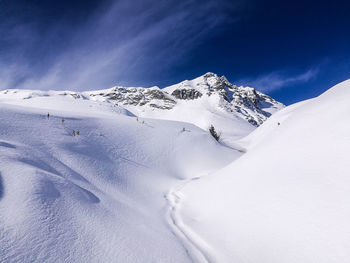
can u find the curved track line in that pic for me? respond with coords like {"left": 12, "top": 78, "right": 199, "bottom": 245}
{"left": 165, "top": 177, "right": 220, "bottom": 263}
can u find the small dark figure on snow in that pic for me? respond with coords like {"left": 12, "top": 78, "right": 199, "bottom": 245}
{"left": 47, "top": 113, "right": 50, "bottom": 119}
{"left": 182, "top": 127, "right": 186, "bottom": 132}
{"left": 73, "top": 130, "right": 76, "bottom": 136}
{"left": 278, "top": 122, "right": 280, "bottom": 126}
{"left": 61, "top": 118, "right": 65, "bottom": 124}
{"left": 76, "top": 130, "right": 80, "bottom": 136}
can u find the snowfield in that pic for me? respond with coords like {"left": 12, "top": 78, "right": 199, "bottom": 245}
{"left": 0, "top": 91, "right": 240, "bottom": 262}
{"left": 87, "top": 72, "right": 284, "bottom": 144}
{"left": 0, "top": 78, "right": 349, "bottom": 262}
{"left": 179, "top": 79, "right": 350, "bottom": 263}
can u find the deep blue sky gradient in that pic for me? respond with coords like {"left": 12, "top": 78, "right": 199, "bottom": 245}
{"left": 0, "top": 0, "right": 349, "bottom": 104}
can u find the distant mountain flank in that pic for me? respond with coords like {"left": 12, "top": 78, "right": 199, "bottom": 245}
{"left": 89, "top": 72, "right": 284, "bottom": 127}
{"left": 0, "top": 73, "right": 284, "bottom": 143}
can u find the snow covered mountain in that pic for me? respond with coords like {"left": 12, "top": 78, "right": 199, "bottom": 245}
{"left": 177, "top": 79, "right": 350, "bottom": 263}
{"left": 89, "top": 72, "right": 283, "bottom": 126}
{"left": 1, "top": 75, "right": 348, "bottom": 263}
{"left": 88, "top": 73, "right": 284, "bottom": 141}
{"left": 0, "top": 89, "right": 239, "bottom": 262}
{"left": 0, "top": 73, "right": 283, "bottom": 144}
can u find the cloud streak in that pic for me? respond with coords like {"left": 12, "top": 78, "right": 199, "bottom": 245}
{"left": 0, "top": 0, "right": 242, "bottom": 91}
{"left": 240, "top": 68, "right": 319, "bottom": 93}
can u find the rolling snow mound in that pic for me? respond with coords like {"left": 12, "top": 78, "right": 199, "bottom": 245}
{"left": 2, "top": 76, "right": 347, "bottom": 263}
{"left": 0, "top": 91, "right": 240, "bottom": 262}
{"left": 179, "top": 79, "right": 350, "bottom": 263}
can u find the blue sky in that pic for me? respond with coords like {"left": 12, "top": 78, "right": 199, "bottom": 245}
{"left": 0, "top": 0, "right": 349, "bottom": 104}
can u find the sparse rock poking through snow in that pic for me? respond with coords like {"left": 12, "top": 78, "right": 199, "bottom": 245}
{"left": 0, "top": 73, "right": 284, "bottom": 144}
{"left": 89, "top": 86, "right": 177, "bottom": 110}
{"left": 88, "top": 72, "right": 284, "bottom": 127}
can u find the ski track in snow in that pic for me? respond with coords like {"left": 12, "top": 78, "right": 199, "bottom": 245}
{"left": 165, "top": 175, "right": 219, "bottom": 263}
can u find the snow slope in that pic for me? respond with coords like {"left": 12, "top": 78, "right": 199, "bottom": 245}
{"left": 179, "top": 79, "right": 350, "bottom": 262}
{"left": 88, "top": 72, "right": 284, "bottom": 143}
{"left": 0, "top": 91, "right": 241, "bottom": 262}
{"left": 3, "top": 76, "right": 344, "bottom": 263}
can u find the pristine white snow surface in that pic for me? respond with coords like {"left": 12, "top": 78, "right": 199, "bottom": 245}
{"left": 0, "top": 90, "right": 240, "bottom": 262}
{"left": 1, "top": 79, "right": 349, "bottom": 262}
{"left": 178, "top": 79, "right": 350, "bottom": 263}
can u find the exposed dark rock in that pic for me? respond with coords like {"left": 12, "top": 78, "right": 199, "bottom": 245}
{"left": 171, "top": 89, "right": 202, "bottom": 100}
{"left": 90, "top": 87, "right": 176, "bottom": 110}
{"left": 88, "top": 73, "right": 283, "bottom": 126}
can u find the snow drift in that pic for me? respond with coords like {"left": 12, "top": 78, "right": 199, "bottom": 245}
{"left": 179, "top": 79, "right": 350, "bottom": 263}
{"left": 0, "top": 91, "right": 240, "bottom": 262}
{"left": 1, "top": 75, "right": 348, "bottom": 263}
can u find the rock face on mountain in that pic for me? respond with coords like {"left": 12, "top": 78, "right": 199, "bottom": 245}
{"left": 88, "top": 72, "right": 284, "bottom": 126}
{"left": 0, "top": 72, "right": 284, "bottom": 146}
{"left": 171, "top": 89, "right": 202, "bottom": 100}
{"left": 89, "top": 87, "right": 176, "bottom": 110}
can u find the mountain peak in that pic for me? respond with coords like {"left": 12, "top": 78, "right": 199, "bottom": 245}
{"left": 0, "top": 73, "right": 284, "bottom": 142}
{"left": 88, "top": 73, "right": 284, "bottom": 128}
{"left": 202, "top": 71, "right": 218, "bottom": 78}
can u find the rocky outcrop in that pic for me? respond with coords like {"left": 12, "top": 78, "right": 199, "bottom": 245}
{"left": 196, "top": 72, "right": 283, "bottom": 126}
{"left": 88, "top": 72, "right": 284, "bottom": 126}
{"left": 90, "top": 87, "right": 176, "bottom": 110}
{"left": 171, "top": 89, "right": 202, "bottom": 100}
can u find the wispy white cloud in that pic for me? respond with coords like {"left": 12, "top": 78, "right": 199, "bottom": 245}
{"left": 240, "top": 68, "right": 319, "bottom": 93}
{"left": 0, "top": 0, "right": 243, "bottom": 91}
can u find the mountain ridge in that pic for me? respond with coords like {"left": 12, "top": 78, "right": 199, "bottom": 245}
{"left": 0, "top": 72, "right": 284, "bottom": 145}
{"left": 89, "top": 72, "right": 284, "bottom": 127}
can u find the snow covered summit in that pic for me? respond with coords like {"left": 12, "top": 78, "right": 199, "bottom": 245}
{"left": 89, "top": 72, "right": 284, "bottom": 127}
{"left": 163, "top": 72, "right": 283, "bottom": 125}
{"left": 0, "top": 73, "right": 284, "bottom": 143}
{"left": 87, "top": 73, "right": 284, "bottom": 143}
